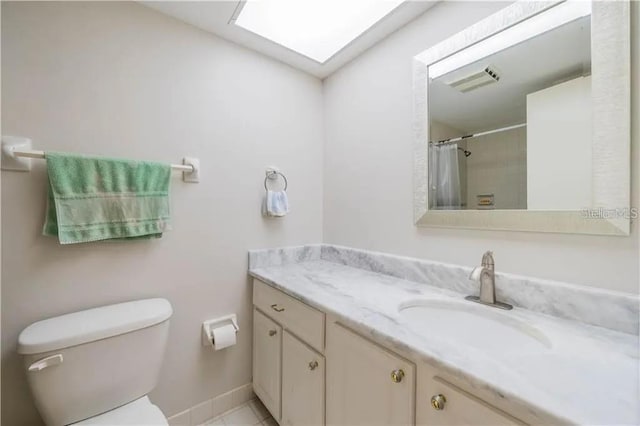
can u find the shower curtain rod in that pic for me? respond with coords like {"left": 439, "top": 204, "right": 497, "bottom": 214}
{"left": 430, "top": 123, "right": 527, "bottom": 145}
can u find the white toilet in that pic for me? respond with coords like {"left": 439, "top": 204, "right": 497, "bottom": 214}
{"left": 17, "top": 298, "right": 173, "bottom": 426}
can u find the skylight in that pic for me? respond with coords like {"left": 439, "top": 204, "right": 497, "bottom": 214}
{"left": 234, "top": 0, "right": 406, "bottom": 64}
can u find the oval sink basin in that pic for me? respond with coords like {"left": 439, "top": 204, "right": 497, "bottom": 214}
{"left": 398, "top": 299, "right": 551, "bottom": 352}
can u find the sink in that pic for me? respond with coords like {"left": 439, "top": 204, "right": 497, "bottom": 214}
{"left": 398, "top": 299, "right": 551, "bottom": 352}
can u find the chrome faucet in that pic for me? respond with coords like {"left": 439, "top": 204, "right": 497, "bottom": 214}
{"left": 465, "top": 251, "right": 512, "bottom": 310}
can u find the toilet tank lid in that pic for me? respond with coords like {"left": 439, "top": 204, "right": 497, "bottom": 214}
{"left": 18, "top": 298, "right": 173, "bottom": 355}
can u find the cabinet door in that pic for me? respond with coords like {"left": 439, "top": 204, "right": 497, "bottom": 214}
{"left": 326, "top": 322, "right": 415, "bottom": 426}
{"left": 282, "top": 331, "right": 325, "bottom": 426}
{"left": 253, "top": 308, "right": 282, "bottom": 420}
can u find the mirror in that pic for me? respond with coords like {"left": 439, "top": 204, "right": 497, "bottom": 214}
{"left": 428, "top": 5, "right": 590, "bottom": 211}
{"left": 413, "top": 1, "right": 630, "bottom": 234}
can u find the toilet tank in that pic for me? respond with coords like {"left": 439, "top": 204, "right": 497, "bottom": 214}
{"left": 17, "top": 298, "right": 172, "bottom": 426}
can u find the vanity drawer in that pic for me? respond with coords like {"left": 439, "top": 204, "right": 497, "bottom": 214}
{"left": 253, "top": 279, "right": 325, "bottom": 352}
{"left": 421, "top": 376, "right": 525, "bottom": 425}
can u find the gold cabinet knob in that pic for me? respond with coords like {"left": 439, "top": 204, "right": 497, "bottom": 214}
{"left": 270, "top": 304, "right": 285, "bottom": 313}
{"left": 390, "top": 369, "right": 405, "bottom": 383}
{"left": 268, "top": 329, "right": 277, "bottom": 336}
{"left": 308, "top": 360, "right": 319, "bottom": 371}
{"left": 431, "top": 394, "right": 446, "bottom": 411}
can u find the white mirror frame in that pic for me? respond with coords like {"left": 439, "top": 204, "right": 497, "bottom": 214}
{"left": 413, "top": 1, "right": 631, "bottom": 235}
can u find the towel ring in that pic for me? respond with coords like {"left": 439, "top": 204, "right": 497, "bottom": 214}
{"left": 264, "top": 171, "right": 288, "bottom": 191}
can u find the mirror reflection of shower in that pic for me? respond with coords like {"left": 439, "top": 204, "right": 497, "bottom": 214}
{"left": 427, "top": 4, "right": 591, "bottom": 211}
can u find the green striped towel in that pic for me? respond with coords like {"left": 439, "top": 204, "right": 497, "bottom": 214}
{"left": 43, "top": 152, "right": 171, "bottom": 244}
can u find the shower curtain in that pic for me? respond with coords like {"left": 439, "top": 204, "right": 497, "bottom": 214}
{"left": 429, "top": 144, "right": 462, "bottom": 210}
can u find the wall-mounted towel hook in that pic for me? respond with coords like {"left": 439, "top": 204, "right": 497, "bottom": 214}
{"left": 264, "top": 167, "right": 287, "bottom": 191}
{"left": 263, "top": 166, "right": 289, "bottom": 217}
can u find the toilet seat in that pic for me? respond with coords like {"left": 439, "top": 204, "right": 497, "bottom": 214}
{"left": 69, "top": 396, "right": 168, "bottom": 425}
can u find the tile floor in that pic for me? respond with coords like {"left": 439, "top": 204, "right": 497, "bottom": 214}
{"left": 202, "top": 398, "right": 276, "bottom": 426}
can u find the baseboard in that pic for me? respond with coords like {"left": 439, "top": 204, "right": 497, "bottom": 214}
{"left": 167, "top": 383, "right": 255, "bottom": 426}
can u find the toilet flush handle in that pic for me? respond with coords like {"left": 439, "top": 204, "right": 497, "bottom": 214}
{"left": 28, "top": 354, "right": 63, "bottom": 372}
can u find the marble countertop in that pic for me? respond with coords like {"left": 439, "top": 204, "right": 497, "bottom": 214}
{"left": 249, "top": 259, "right": 639, "bottom": 425}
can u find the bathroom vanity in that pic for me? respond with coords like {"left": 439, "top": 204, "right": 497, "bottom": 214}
{"left": 249, "top": 245, "right": 639, "bottom": 426}
{"left": 253, "top": 279, "right": 527, "bottom": 425}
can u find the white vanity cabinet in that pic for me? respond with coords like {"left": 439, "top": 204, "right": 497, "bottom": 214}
{"left": 326, "top": 322, "right": 415, "bottom": 425}
{"left": 253, "top": 279, "right": 531, "bottom": 426}
{"left": 252, "top": 280, "right": 326, "bottom": 425}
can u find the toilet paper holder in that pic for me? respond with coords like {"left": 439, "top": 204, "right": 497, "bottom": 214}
{"left": 201, "top": 314, "right": 239, "bottom": 347}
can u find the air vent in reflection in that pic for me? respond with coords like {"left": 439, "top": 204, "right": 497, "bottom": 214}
{"left": 446, "top": 65, "right": 500, "bottom": 93}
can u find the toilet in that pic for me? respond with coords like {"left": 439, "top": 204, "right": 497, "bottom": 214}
{"left": 17, "top": 298, "right": 173, "bottom": 426}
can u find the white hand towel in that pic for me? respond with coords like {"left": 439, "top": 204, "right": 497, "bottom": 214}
{"left": 263, "top": 190, "right": 289, "bottom": 217}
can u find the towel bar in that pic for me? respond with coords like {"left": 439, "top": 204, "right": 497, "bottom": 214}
{"left": 1, "top": 137, "right": 200, "bottom": 182}
{"left": 10, "top": 149, "right": 194, "bottom": 172}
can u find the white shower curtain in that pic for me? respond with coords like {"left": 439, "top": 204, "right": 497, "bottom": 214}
{"left": 429, "top": 144, "right": 462, "bottom": 210}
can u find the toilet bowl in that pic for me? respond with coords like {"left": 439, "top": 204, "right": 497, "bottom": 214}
{"left": 17, "top": 298, "right": 173, "bottom": 426}
{"left": 69, "top": 397, "right": 167, "bottom": 425}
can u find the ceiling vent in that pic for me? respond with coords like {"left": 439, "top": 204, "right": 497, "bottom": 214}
{"left": 446, "top": 65, "right": 500, "bottom": 93}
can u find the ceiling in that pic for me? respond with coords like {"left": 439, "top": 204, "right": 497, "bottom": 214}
{"left": 429, "top": 15, "right": 591, "bottom": 135}
{"left": 141, "top": 1, "right": 436, "bottom": 79}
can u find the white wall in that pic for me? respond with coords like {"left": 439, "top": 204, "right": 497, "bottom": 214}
{"left": 323, "top": 1, "right": 639, "bottom": 294}
{"left": 527, "top": 76, "right": 592, "bottom": 210}
{"left": 430, "top": 119, "right": 463, "bottom": 141}
{"left": 1, "top": 2, "right": 323, "bottom": 425}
